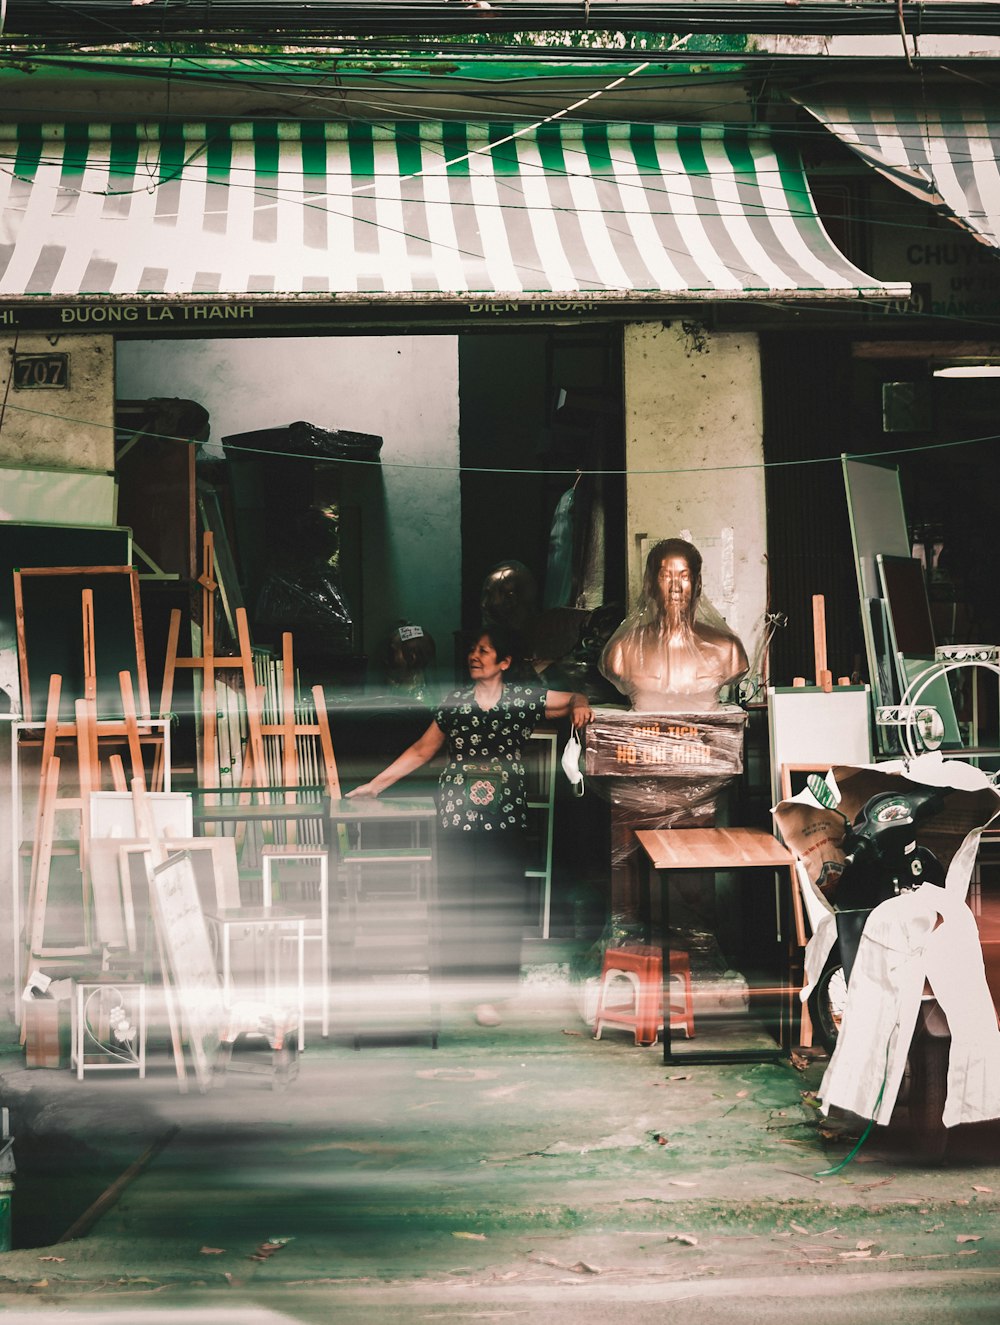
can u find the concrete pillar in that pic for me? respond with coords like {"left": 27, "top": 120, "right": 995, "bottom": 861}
{"left": 623, "top": 321, "right": 766, "bottom": 651}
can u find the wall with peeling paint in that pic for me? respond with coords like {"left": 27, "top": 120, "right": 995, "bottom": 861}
{"left": 622, "top": 321, "right": 767, "bottom": 667}
{"left": 116, "top": 335, "right": 461, "bottom": 668}
{"left": 0, "top": 333, "right": 115, "bottom": 472}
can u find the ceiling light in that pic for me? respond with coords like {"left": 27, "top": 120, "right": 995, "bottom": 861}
{"left": 933, "top": 363, "right": 1000, "bottom": 378}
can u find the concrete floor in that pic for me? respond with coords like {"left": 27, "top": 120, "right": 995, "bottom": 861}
{"left": 0, "top": 978, "right": 998, "bottom": 1321}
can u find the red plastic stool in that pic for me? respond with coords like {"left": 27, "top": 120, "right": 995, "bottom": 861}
{"left": 593, "top": 944, "right": 695, "bottom": 1046}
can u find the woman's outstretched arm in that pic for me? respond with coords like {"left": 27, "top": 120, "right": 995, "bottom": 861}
{"left": 346, "top": 720, "right": 446, "bottom": 798}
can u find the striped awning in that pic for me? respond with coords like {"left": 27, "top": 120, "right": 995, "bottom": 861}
{"left": 0, "top": 121, "right": 902, "bottom": 301}
{"left": 796, "top": 90, "right": 1000, "bottom": 251}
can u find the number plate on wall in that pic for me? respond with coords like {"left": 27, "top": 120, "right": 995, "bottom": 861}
{"left": 12, "top": 353, "right": 69, "bottom": 389}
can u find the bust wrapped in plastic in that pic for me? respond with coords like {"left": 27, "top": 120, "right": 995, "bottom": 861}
{"left": 600, "top": 538, "right": 748, "bottom": 712}
{"left": 589, "top": 540, "right": 750, "bottom": 916}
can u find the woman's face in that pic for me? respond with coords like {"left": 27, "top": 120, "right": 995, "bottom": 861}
{"left": 467, "top": 635, "right": 510, "bottom": 682}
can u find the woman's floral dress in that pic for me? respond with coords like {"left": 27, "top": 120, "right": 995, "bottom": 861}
{"left": 434, "top": 683, "right": 547, "bottom": 834}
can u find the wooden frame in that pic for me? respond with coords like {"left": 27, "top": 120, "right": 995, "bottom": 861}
{"left": 10, "top": 713, "right": 172, "bottom": 1020}
{"left": 131, "top": 779, "right": 219, "bottom": 1093}
{"left": 13, "top": 564, "right": 149, "bottom": 721}
{"left": 0, "top": 521, "right": 131, "bottom": 716}
{"left": 89, "top": 790, "right": 193, "bottom": 841}
{"left": 90, "top": 835, "right": 242, "bottom": 959}
{"left": 779, "top": 761, "right": 834, "bottom": 807}
{"left": 766, "top": 683, "right": 872, "bottom": 811}
{"left": 147, "top": 848, "right": 226, "bottom": 1093}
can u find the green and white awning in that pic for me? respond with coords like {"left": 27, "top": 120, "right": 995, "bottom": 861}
{"left": 0, "top": 121, "right": 903, "bottom": 301}
{"left": 796, "top": 89, "right": 1000, "bottom": 251}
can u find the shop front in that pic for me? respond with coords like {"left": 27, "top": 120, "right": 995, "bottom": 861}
{"left": 0, "top": 110, "right": 908, "bottom": 1061}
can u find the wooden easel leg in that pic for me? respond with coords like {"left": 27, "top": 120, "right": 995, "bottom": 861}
{"left": 119, "top": 670, "right": 146, "bottom": 792}
{"left": 236, "top": 610, "right": 269, "bottom": 796}
{"left": 75, "top": 697, "right": 100, "bottom": 946}
{"left": 281, "top": 634, "right": 298, "bottom": 845}
{"left": 311, "top": 684, "right": 341, "bottom": 800}
{"left": 199, "top": 532, "right": 221, "bottom": 796}
{"left": 153, "top": 609, "right": 182, "bottom": 794}
{"left": 108, "top": 754, "right": 128, "bottom": 792}
{"left": 26, "top": 755, "right": 61, "bottom": 969}
{"left": 24, "top": 677, "right": 63, "bottom": 966}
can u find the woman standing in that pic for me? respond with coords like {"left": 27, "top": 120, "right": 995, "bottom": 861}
{"left": 348, "top": 626, "right": 593, "bottom": 1026}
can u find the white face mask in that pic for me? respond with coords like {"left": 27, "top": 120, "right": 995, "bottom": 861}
{"left": 561, "top": 732, "right": 585, "bottom": 796}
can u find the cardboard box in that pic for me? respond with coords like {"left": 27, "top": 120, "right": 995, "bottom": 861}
{"left": 22, "top": 998, "right": 67, "bottom": 1069}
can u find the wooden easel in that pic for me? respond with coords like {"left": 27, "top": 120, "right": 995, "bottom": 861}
{"left": 255, "top": 633, "right": 341, "bottom": 845}
{"left": 21, "top": 630, "right": 154, "bottom": 975}
{"left": 13, "top": 564, "right": 150, "bottom": 721}
{"left": 158, "top": 534, "right": 269, "bottom": 796}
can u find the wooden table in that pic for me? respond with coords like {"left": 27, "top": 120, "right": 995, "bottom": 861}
{"left": 635, "top": 827, "right": 797, "bottom": 1065}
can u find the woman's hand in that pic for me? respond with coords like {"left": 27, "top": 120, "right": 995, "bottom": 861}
{"left": 546, "top": 689, "right": 595, "bottom": 728}
{"left": 346, "top": 782, "right": 380, "bottom": 799}
{"left": 571, "top": 699, "right": 594, "bottom": 730}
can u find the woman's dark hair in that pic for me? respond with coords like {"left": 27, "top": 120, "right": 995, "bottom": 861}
{"left": 642, "top": 538, "right": 703, "bottom": 604}
{"left": 470, "top": 624, "right": 516, "bottom": 667}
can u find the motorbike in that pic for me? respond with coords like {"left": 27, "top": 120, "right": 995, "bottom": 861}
{"left": 774, "top": 758, "right": 1000, "bottom": 1162}
{"left": 805, "top": 777, "right": 953, "bottom": 1159}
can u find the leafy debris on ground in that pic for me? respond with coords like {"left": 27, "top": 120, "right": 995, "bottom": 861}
{"left": 249, "top": 1237, "right": 294, "bottom": 1262}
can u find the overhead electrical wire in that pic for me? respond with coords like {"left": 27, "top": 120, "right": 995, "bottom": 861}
{"left": 3, "top": 1, "right": 1000, "bottom": 42}
{"left": 0, "top": 136, "right": 964, "bottom": 270}
{"left": 0, "top": 39, "right": 994, "bottom": 313}
{"left": 5, "top": 394, "right": 1000, "bottom": 479}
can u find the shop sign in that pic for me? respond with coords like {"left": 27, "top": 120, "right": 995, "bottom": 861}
{"left": 0, "top": 297, "right": 613, "bottom": 334}
{"left": 466, "top": 300, "right": 600, "bottom": 315}
{"left": 55, "top": 303, "right": 257, "bottom": 326}
{"left": 0, "top": 301, "right": 258, "bottom": 331}
{"left": 584, "top": 710, "right": 745, "bottom": 778}
{"left": 871, "top": 225, "right": 1000, "bottom": 320}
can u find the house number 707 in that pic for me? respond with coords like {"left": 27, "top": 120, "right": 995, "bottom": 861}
{"left": 12, "top": 353, "right": 70, "bottom": 389}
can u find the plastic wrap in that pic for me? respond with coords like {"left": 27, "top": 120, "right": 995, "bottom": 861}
{"left": 584, "top": 706, "right": 746, "bottom": 854}
{"left": 604, "top": 775, "right": 732, "bottom": 850}
{"left": 599, "top": 538, "right": 747, "bottom": 711}
{"left": 222, "top": 420, "right": 383, "bottom": 462}
{"left": 256, "top": 568, "right": 353, "bottom": 635}
{"left": 253, "top": 494, "right": 353, "bottom": 644}
{"left": 221, "top": 421, "right": 376, "bottom": 649}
